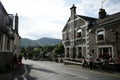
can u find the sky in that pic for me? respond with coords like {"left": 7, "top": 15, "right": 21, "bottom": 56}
{"left": 1, "top": 0, "right": 120, "bottom": 40}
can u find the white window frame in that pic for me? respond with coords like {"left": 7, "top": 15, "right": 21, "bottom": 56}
{"left": 96, "top": 28, "right": 105, "bottom": 43}
{"left": 76, "top": 29, "right": 82, "bottom": 38}
{"left": 76, "top": 46, "right": 83, "bottom": 59}
{"left": 97, "top": 45, "right": 114, "bottom": 58}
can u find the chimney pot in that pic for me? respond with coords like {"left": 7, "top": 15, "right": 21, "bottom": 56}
{"left": 99, "top": 8, "right": 106, "bottom": 19}
{"left": 70, "top": 4, "right": 76, "bottom": 16}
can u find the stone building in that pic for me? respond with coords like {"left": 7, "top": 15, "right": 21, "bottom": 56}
{"left": 14, "top": 13, "right": 21, "bottom": 56}
{"left": 88, "top": 9, "right": 120, "bottom": 59}
{"left": 62, "top": 5, "right": 97, "bottom": 61}
{"left": 62, "top": 4, "right": 120, "bottom": 63}
{"left": 0, "top": 1, "right": 20, "bottom": 69}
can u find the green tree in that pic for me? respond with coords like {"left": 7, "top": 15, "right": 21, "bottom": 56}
{"left": 53, "top": 43, "right": 64, "bottom": 56}
{"left": 34, "top": 47, "right": 42, "bottom": 53}
{"left": 33, "top": 47, "right": 42, "bottom": 56}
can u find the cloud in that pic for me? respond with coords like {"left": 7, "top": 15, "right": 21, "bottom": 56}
{"left": 75, "top": 0, "right": 120, "bottom": 17}
{"left": 1, "top": 0, "right": 120, "bottom": 40}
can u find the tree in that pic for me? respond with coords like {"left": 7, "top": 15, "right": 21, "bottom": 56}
{"left": 53, "top": 43, "right": 64, "bottom": 56}
{"left": 33, "top": 47, "right": 42, "bottom": 56}
{"left": 20, "top": 47, "right": 27, "bottom": 59}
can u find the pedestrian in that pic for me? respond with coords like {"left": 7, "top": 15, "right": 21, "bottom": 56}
{"left": 82, "top": 57, "right": 88, "bottom": 68}
{"left": 18, "top": 54, "right": 22, "bottom": 68}
{"left": 87, "top": 54, "right": 94, "bottom": 69}
{"left": 13, "top": 54, "right": 18, "bottom": 69}
{"left": 116, "top": 57, "right": 120, "bottom": 64}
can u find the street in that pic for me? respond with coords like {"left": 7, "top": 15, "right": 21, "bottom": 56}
{"left": 22, "top": 59, "right": 120, "bottom": 80}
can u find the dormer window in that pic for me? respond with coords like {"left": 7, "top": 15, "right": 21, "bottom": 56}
{"left": 97, "top": 29, "right": 105, "bottom": 42}
{"left": 77, "top": 29, "right": 82, "bottom": 38}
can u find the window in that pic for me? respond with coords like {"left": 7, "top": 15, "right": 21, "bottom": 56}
{"left": 7, "top": 39, "right": 10, "bottom": 50}
{"left": 77, "top": 47, "right": 82, "bottom": 58}
{"left": 97, "top": 29, "right": 105, "bottom": 41}
{"left": 98, "top": 47, "right": 112, "bottom": 59}
{"left": 66, "top": 48, "right": 69, "bottom": 57}
{"left": 0, "top": 34, "right": 3, "bottom": 50}
{"left": 77, "top": 29, "right": 82, "bottom": 38}
{"left": 66, "top": 31, "right": 69, "bottom": 40}
{"left": 62, "top": 33, "right": 65, "bottom": 41}
{"left": 5, "top": 36, "right": 11, "bottom": 51}
{"left": 73, "top": 47, "right": 76, "bottom": 58}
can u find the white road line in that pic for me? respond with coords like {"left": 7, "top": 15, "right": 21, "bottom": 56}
{"left": 63, "top": 71, "right": 88, "bottom": 79}
{"left": 23, "top": 77, "right": 27, "bottom": 80}
{"left": 14, "top": 78, "right": 18, "bottom": 80}
{"left": 22, "top": 75, "right": 28, "bottom": 80}
{"left": 24, "top": 64, "right": 28, "bottom": 75}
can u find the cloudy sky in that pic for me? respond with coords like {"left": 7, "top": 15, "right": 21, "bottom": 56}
{"left": 1, "top": 0, "right": 120, "bottom": 40}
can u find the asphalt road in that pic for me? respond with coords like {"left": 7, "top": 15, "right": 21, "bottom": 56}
{"left": 23, "top": 59, "right": 120, "bottom": 80}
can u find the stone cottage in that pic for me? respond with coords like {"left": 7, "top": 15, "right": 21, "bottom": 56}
{"left": 62, "top": 4, "right": 97, "bottom": 62}
{"left": 0, "top": 1, "right": 20, "bottom": 69}
{"left": 62, "top": 4, "right": 120, "bottom": 63}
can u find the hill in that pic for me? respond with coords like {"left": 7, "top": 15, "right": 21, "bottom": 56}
{"left": 20, "top": 37, "right": 62, "bottom": 47}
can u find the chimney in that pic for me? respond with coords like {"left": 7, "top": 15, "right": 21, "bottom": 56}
{"left": 70, "top": 4, "right": 76, "bottom": 17}
{"left": 99, "top": 8, "right": 106, "bottom": 19}
{"left": 15, "top": 13, "right": 19, "bottom": 34}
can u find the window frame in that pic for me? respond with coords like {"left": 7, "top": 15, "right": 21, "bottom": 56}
{"left": 77, "top": 29, "right": 82, "bottom": 38}
{"left": 97, "top": 46, "right": 113, "bottom": 59}
{"left": 77, "top": 47, "right": 82, "bottom": 58}
{"left": 66, "top": 31, "right": 69, "bottom": 40}
{"left": 96, "top": 28, "right": 105, "bottom": 42}
{"left": 0, "top": 34, "right": 3, "bottom": 50}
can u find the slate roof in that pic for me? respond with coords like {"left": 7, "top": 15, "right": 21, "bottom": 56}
{"left": 97, "top": 12, "right": 120, "bottom": 26}
{"left": 62, "top": 18, "right": 70, "bottom": 32}
{"left": 62, "top": 11, "right": 120, "bottom": 32}
{"left": 0, "top": 1, "right": 8, "bottom": 14}
{"left": 62, "top": 14, "right": 97, "bottom": 32}
{"left": 78, "top": 15, "right": 97, "bottom": 22}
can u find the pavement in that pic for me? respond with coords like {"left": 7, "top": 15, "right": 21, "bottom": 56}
{"left": 0, "top": 64, "right": 26, "bottom": 80}
{"left": 1, "top": 60, "right": 119, "bottom": 80}
{"left": 64, "top": 64, "right": 120, "bottom": 78}
{"left": 23, "top": 60, "right": 120, "bottom": 80}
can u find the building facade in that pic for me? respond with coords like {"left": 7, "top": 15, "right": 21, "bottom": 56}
{"left": 88, "top": 9, "right": 120, "bottom": 60}
{"left": 0, "top": 1, "right": 20, "bottom": 69}
{"left": 62, "top": 5, "right": 120, "bottom": 62}
{"left": 62, "top": 5, "right": 97, "bottom": 61}
{"left": 14, "top": 13, "right": 21, "bottom": 56}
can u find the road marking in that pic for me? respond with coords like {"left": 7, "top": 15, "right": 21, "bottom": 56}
{"left": 14, "top": 78, "right": 18, "bottom": 80}
{"left": 64, "top": 65, "right": 120, "bottom": 78}
{"left": 22, "top": 75, "right": 28, "bottom": 80}
{"left": 23, "top": 64, "right": 28, "bottom": 75}
{"left": 63, "top": 71, "right": 88, "bottom": 79}
{"left": 23, "top": 77, "right": 27, "bottom": 80}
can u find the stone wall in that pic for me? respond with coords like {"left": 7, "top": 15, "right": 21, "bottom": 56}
{"left": 88, "top": 21, "right": 120, "bottom": 59}
{"left": 0, "top": 52, "right": 13, "bottom": 69}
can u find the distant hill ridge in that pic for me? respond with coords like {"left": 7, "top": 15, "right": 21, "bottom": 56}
{"left": 20, "top": 37, "right": 62, "bottom": 47}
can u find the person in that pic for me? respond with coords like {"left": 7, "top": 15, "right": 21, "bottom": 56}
{"left": 116, "top": 57, "right": 120, "bottom": 64}
{"left": 87, "top": 54, "right": 94, "bottom": 69}
{"left": 94, "top": 57, "right": 103, "bottom": 69}
{"left": 82, "top": 57, "right": 88, "bottom": 68}
{"left": 13, "top": 54, "right": 18, "bottom": 69}
{"left": 117, "top": 57, "right": 120, "bottom": 71}
{"left": 109, "top": 57, "right": 114, "bottom": 63}
{"left": 18, "top": 54, "right": 22, "bottom": 68}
